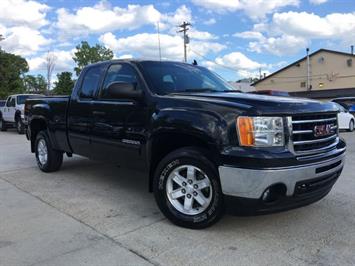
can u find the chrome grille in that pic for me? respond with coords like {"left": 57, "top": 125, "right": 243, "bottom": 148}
{"left": 290, "top": 113, "right": 338, "bottom": 155}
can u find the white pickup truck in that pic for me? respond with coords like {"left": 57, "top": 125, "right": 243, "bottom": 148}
{"left": 0, "top": 94, "right": 43, "bottom": 134}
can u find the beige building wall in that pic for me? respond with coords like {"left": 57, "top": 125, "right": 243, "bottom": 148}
{"left": 255, "top": 50, "right": 355, "bottom": 92}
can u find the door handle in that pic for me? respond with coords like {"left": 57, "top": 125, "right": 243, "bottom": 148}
{"left": 92, "top": 111, "right": 106, "bottom": 116}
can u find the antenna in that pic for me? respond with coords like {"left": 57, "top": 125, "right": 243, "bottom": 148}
{"left": 157, "top": 22, "right": 162, "bottom": 61}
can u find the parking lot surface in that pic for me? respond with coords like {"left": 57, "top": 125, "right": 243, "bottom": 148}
{"left": 0, "top": 131, "right": 354, "bottom": 266}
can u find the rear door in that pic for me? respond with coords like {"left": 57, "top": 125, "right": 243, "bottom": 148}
{"left": 90, "top": 63, "right": 148, "bottom": 169}
{"left": 67, "top": 65, "right": 105, "bottom": 157}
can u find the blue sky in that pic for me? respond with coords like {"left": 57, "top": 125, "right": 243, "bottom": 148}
{"left": 1, "top": 0, "right": 355, "bottom": 82}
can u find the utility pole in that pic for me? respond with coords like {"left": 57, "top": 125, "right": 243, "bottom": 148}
{"left": 178, "top": 22, "right": 191, "bottom": 62}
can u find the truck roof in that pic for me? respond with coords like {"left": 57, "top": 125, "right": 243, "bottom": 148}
{"left": 83, "top": 59, "right": 193, "bottom": 68}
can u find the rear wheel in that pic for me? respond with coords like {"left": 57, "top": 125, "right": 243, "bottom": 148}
{"left": 153, "top": 147, "right": 224, "bottom": 229}
{"left": 0, "top": 118, "right": 7, "bottom": 132}
{"left": 35, "top": 131, "right": 63, "bottom": 172}
{"left": 16, "top": 118, "right": 24, "bottom": 134}
{"left": 349, "top": 120, "right": 354, "bottom": 132}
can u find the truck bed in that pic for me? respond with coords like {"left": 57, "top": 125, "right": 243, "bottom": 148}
{"left": 25, "top": 96, "right": 71, "bottom": 153}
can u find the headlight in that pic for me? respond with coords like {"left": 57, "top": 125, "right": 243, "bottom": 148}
{"left": 237, "top": 116, "right": 284, "bottom": 147}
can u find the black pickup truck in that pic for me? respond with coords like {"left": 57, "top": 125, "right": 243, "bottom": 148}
{"left": 25, "top": 60, "right": 346, "bottom": 228}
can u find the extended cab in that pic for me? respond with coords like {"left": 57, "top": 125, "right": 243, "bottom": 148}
{"left": 0, "top": 94, "right": 43, "bottom": 134}
{"left": 25, "top": 60, "right": 346, "bottom": 228}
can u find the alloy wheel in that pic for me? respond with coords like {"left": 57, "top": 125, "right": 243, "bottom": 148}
{"left": 166, "top": 165, "right": 213, "bottom": 215}
{"left": 37, "top": 139, "right": 48, "bottom": 165}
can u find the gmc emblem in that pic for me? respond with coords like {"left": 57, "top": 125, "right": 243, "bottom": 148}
{"left": 314, "top": 124, "right": 333, "bottom": 137}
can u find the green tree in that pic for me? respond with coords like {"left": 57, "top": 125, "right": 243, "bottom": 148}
{"left": 73, "top": 41, "right": 113, "bottom": 76}
{"left": 0, "top": 49, "right": 29, "bottom": 99}
{"left": 24, "top": 74, "right": 47, "bottom": 94}
{"left": 53, "top": 72, "right": 75, "bottom": 95}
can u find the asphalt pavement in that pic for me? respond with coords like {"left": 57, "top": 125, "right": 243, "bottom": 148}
{"left": 0, "top": 130, "right": 354, "bottom": 266}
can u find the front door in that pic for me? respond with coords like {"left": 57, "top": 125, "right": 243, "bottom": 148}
{"left": 91, "top": 63, "right": 148, "bottom": 169}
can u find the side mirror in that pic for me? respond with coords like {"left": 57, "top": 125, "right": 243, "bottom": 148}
{"left": 106, "top": 82, "right": 143, "bottom": 99}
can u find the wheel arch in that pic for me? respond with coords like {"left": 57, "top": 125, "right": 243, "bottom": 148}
{"left": 14, "top": 110, "right": 21, "bottom": 121}
{"left": 29, "top": 118, "right": 48, "bottom": 152}
{"left": 147, "top": 131, "right": 220, "bottom": 192}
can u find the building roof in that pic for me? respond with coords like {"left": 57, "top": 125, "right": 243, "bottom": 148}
{"left": 252, "top": 49, "right": 355, "bottom": 86}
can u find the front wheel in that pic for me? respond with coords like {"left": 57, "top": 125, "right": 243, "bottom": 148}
{"left": 16, "top": 118, "right": 24, "bottom": 134}
{"left": 35, "top": 131, "right": 63, "bottom": 172}
{"left": 153, "top": 147, "right": 224, "bottom": 229}
{"left": 349, "top": 120, "right": 354, "bottom": 132}
{"left": 0, "top": 118, "right": 7, "bottom": 132}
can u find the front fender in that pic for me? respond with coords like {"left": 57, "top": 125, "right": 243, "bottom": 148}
{"left": 150, "top": 107, "right": 226, "bottom": 148}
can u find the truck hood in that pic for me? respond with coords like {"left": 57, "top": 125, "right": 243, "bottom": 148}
{"left": 167, "top": 92, "right": 338, "bottom": 115}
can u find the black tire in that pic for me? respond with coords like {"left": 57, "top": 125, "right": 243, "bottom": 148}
{"left": 153, "top": 147, "right": 224, "bottom": 229}
{"left": 0, "top": 117, "right": 7, "bottom": 132}
{"left": 35, "top": 131, "right": 63, "bottom": 172}
{"left": 16, "top": 118, "right": 24, "bottom": 134}
{"left": 349, "top": 120, "right": 354, "bottom": 132}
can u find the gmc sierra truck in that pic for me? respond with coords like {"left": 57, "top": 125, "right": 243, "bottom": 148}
{"left": 25, "top": 60, "right": 346, "bottom": 229}
{"left": 0, "top": 94, "right": 43, "bottom": 134}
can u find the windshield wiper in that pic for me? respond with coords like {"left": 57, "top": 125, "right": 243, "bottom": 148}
{"left": 174, "top": 88, "right": 221, "bottom": 93}
{"left": 222, "top": 90, "right": 242, "bottom": 93}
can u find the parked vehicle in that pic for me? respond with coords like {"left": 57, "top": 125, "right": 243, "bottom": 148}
{"left": 331, "top": 97, "right": 355, "bottom": 115}
{"left": 25, "top": 60, "right": 346, "bottom": 229}
{"left": 0, "top": 94, "right": 43, "bottom": 134}
{"left": 334, "top": 103, "right": 354, "bottom": 132}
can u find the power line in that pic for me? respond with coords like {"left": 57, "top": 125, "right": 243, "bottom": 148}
{"left": 189, "top": 48, "right": 240, "bottom": 72}
{"left": 190, "top": 48, "right": 355, "bottom": 82}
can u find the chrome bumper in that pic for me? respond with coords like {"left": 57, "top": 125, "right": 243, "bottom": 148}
{"left": 219, "top": 152, "right": 345, "bottom": 199}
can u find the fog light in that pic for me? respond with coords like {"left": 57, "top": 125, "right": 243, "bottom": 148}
{"left": 262, "top": 188, "right": 271, "bottom": 201}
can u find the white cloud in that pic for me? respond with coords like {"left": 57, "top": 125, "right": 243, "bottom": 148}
{"left": 235, "top": 11, "right": 355, "bottom": 55}
{"left": 55, "top": 2, "right": 194, "bottom": 38}
{"left": 0, "top": 24, "right": 51, "bottom": 56}
{"left": 0, "top": 0, "right": 49, "bottom": 29}
{"left": 309, "top": 0, "right": 328, "bottom": 4}
{"left": 249, "top": 34, "right": 308, "bottom": 56}
{"left": 189, "top": 29, "right": 218, "bottom": 40}
{"left": 99, "top": 32, "right": 225, "bottom": 61}
{"left": 191, "top": 0, "right": 299, "bottom": 19}
{"left": 28, "top": 50, "right": 75, "bottom": 72}
{"left": 203, "top": 18, "right": 217, "bottom": 25}
{"left": 117, "top": 54, "right": 133, "bottom": 59}
{"left": 56, "top": 2, "right": 161, "bottom": 37}
{"left": 201, "top": 53, "right": 270, "bottom": 79}
{"left": 215, "top": 52, "right": 263, "bottom": 70}
{"left": 159, "top": 5, "right": 192, "bottom": 31}
{"left": 272, "top": 12, "right": 355, "bottom": 40}
{"left": 233, "top": 31, "right": 264, "bottom": 40}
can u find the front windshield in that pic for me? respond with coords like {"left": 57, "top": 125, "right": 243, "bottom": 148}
{"left": 17, "top": 95, "right": 42, "bottom": 105}
{"left": 138, "top": 61, "right": 235, "bottom": 95}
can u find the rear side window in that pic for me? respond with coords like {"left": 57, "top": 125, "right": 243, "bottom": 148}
{"left": 100, "top": 64, "right": 140, "bottom": 99}
{"left": 79, "top": 66, "right": 103, "bottom": 99}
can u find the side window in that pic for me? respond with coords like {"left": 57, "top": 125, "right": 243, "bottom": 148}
{"left": 7, "top": 97, "right": 15, "bottom": 107}
{"left": 79, "top": 66, "right": 102, "bottom": 99}
{"left": 6, "top": 97, "right": 12, "bottom": 107}
{"left": 101, "top": 64, "right": 139, "bottom": 99}
{"left": 10, "top": 98, "right": 15, "bottom": 107}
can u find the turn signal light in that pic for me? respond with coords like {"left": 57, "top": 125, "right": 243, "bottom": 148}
{"left": 237, "top": 117, "right": 255, "bottom": 146}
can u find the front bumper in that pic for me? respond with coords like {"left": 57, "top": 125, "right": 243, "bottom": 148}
{"left": 219, "top": 150, "right": 345, "bottom": 214}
